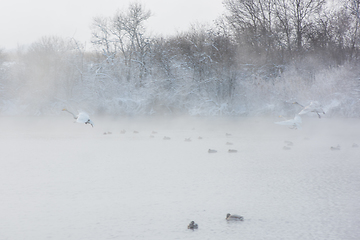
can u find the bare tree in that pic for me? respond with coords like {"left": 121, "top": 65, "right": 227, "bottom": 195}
{"left": 347, "top": 0, "right": 360, "bottom": 59}
{"left": 223, "top": 0, "right": 277, "bottom": 62}
{"left": 290, "top": 0, "right": 325, "bottom": 53}
{"left": 274, "top": 0, "right": 293, "bottom": 58}
{"left": 112, "top": 3, "right": 151, "bottom": 82}
{"left": 91, "top": 3, "right": 151, "bottom": 84}
{"left": 91, "top": 16, "right": 117, "bottom": 60}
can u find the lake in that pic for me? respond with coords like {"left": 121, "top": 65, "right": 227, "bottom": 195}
{"left": 0, "top": 115, "right": 359, "bottom": 239}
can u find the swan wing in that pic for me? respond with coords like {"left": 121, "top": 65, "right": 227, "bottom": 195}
{"left": 293, "top": 115, "right": 302, "bottom": 123}
{"left": 298, "top": 107, "right": 312, "bottom": 115}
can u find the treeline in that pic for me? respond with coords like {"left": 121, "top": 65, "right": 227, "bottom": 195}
{"left": 0, "top": 0, "right": 360, "bottom": 116}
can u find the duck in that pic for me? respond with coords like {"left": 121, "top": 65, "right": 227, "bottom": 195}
{"left": 185, "top": 138, "right": 191, "bottom": 142}
{"left": 226, "top": 213, "right": 244, "bottom": 221}
{"left": 330, "top": 145, "right": 341, "bottom": 150}
{"left": 208, "top": 149, "right": 217, "bottom": 153}
{"left": 228, "top": 149, "right": 238, "bottom": 153}
{"left": 226, "top": 142, "right": 233, "bottom": 145}
{"left": 283, "top": 146, "right": 291, "bottom": 150}
{"left": 352, "top": 143, "right": 359, "bottom": 148}
{"left": 163, "top": 136, "right": 171, "bottom": 140}
{"left": 187, "top": 221, "right": 198, "bottom": 229}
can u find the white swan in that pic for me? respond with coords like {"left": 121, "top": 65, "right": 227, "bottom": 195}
{"left": 275, "top": 115, "right": 302, "bottom": 129}
{"left": 293, "top": 101, "right": 325, "bottom": 118}
{"left": 62, "top": 108, "right": 94, "bottom": 127}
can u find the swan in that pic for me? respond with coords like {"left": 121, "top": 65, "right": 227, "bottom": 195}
{"left": 274, "top": 115, "right": 302, "bottom": 129}
{"left": 62, "top": 108, "right": 94, "bottom": 127}
{"left": 187, "top": 221, "right": 198, "bottom": 229}
{"left": 226, "top": 213, "right": 244, "bottom": 221}
{"left": 293, "top": 101, "right": 325, "bottom": 118}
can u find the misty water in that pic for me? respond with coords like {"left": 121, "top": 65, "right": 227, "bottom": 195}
{"left": 0, "top": 115, "right": 359, "bottom": 240}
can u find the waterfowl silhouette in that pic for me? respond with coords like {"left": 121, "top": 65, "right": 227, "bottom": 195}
{"left": 226, "top": 213, "right": 244, "bottom": 221}
{"left": 187, "top": 221, "right": 198, "bottom": 229}
{"left": 330, "top": 145, "right": 341, "bottom": 150}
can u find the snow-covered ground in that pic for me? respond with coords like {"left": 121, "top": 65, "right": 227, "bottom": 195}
{"left": 0, "top": 115, "right": 359, "bottom": 240}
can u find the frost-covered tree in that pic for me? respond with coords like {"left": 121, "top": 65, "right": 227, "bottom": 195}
{"left": 91, "top": 2, "right": 151, "bottom": 85}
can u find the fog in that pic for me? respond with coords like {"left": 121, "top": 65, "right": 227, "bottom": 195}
{"left": 0, "top": 0, "right": 224, "bottom": 50}
{"left": 1, "top": 1, "right": 360, "bottom": 238}
{"left": 0, "top": 115, "right": 359, "bottom": 239}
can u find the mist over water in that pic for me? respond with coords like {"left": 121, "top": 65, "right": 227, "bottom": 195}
{"left": 0, "top": 115, "right": 359, "bottom": 240}
{"left": 1, "top": 1, "right": 359, "bottom": 238}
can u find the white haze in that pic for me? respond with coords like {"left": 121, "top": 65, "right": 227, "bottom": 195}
{"left": 0, "top": 0, "right": 223, "bottom": 50}
{"left": 0, "top": 116, "right": 359, "bottom": 239}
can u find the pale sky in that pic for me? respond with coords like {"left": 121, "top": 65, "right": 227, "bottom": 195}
{"left": 0, "top": 0, "right": 225, "bottom": 50}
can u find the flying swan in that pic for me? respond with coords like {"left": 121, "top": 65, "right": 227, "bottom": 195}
{"left": 293, "top": 101, "right": 325, "bottom": 118}
{"left": 62, "top": 108, "right": 94, "bottom": 127}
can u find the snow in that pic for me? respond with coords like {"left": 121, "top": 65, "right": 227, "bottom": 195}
{"left": 0, "top": 116, "right": 359, "bottom": 240}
